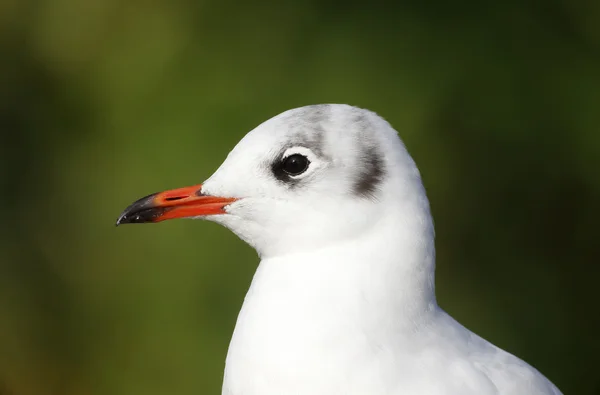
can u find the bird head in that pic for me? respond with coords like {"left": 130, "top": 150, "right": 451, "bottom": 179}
{"left": 116, "top": 104, "right": 429, "bottom": 258}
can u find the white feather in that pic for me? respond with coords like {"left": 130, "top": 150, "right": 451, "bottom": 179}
{"left": 197, "top": 104, "right": 561, "bottom": 395}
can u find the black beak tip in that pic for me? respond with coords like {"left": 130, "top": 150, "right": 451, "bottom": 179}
{"left": 115, "top": 214, "right": 127, "bottom": 226}
{"left": 115, "top": 209, "right": 162, "bottom": 226}
{"left": 115, "top": 192, "right": 161, "bottom": 227}
{"left": 115, "top": 211, "right": 135, "bottom": 226}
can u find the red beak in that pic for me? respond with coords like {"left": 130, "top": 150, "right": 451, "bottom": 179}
{"left": 116, "top": 184, "right": 237, "bottom": 225}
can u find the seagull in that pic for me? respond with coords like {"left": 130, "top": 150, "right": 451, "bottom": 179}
{"left": 116, "top": 104, "right": 562, "bottom": 395}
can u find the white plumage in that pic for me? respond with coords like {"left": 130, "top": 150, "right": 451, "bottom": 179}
{"left": 120, "top": 104, "right": 563, "bottom": 395}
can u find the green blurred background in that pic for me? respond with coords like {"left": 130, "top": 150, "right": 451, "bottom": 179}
{"left": 1, "top": 0, "right": 599, "bottom": 394}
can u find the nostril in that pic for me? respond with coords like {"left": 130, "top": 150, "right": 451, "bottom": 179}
{"left": 165, "top": 196, "right": 187, "bottom": 201}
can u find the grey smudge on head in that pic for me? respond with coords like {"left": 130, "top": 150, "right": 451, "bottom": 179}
{"left": 283, "top": 104, "right": 331, "bottom": 157}
{"left": 351, "top": 112, "right": 386, "bottom": 198}
{"left": 270, "top": 104, "right": 386, "bottom": 196}
{"left": 271, "top": 105, "right": 332, "bottom": 187}
{"left": 353, "top": 145, "right": 385, "bottom": 198}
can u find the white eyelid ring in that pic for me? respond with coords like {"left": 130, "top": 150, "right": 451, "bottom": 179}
{"left": 281, "top": 147, "right": 320, "bottom": 178}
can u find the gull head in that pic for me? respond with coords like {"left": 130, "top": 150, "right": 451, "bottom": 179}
{"left": 117, "top": 104, "right": 432, "bottom": 258}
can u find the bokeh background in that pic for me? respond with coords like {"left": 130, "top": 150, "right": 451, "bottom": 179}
{"left": 1, "top": 0, "right": 599, "bottom": 394}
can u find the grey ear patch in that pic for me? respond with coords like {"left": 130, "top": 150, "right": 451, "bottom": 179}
{"left": 350, "top": 111, "right": 386, "bottom": 198}
{"left": 353, "top": 144, "right": 385, "bottom": 198}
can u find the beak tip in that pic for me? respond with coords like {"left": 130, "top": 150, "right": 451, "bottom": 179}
{"left": 115, "top": 206, "right": 170, "bottom": 226}
{"left": 115, "top": 213, "right": 127, "bottom": 226}
{"left": 115, "top": 192, "right": 163, "bottom": 227}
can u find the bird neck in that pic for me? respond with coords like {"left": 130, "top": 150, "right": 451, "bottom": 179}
{"left": 235, "top": 204, "right": 438, "bottom": 338}
{"left": 223, "top": 206, "right": 438, "bottom": 394}
{"left": 262, "top": 216, "right": 435, "bottom": 325}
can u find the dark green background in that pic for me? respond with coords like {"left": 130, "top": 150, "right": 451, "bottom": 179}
{"left": 1, "top": 1, "right": 598, "bottom": 394}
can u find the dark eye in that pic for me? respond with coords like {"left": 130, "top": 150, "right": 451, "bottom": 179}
{"left": 282, "top": 154, "right": 310, "bottom": 176}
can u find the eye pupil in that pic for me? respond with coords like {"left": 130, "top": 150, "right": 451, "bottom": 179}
{"left": 282, "top": 154, "right": 310, "bottom": 176}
